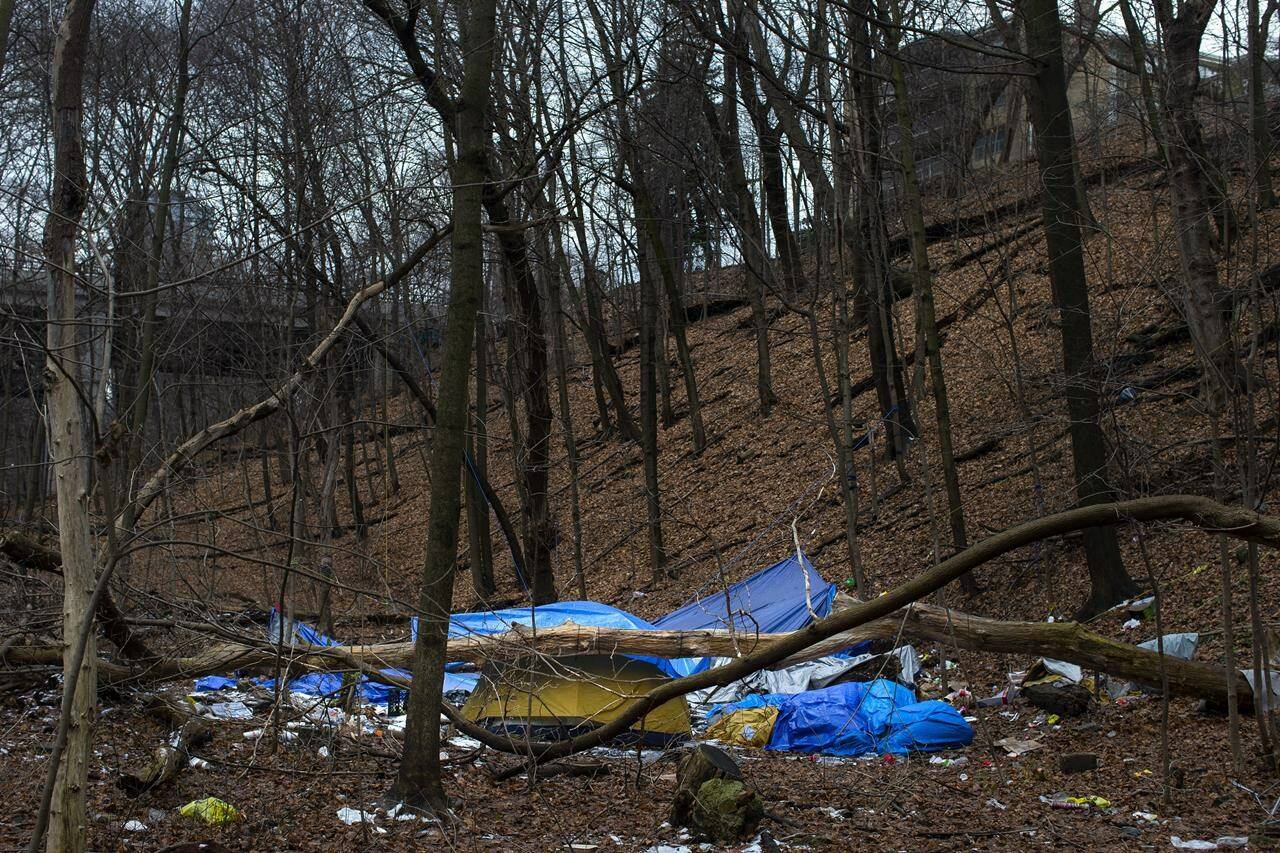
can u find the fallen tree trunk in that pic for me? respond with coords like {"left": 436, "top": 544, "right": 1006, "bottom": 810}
{"left": 1, "top": 531, "right": 155, "bottom": 660}
{"left": 117, "top": 693, "right": 212, "bottom": 796}
{"left": 0, "top": 603, "right": 1254, "bottom": 708}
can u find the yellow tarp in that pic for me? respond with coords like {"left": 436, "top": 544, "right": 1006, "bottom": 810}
{"left": 462, "top": 654, "right": 691, "bottom": 744}
{"left": 705, "top": 706, "right": 779, "bottom": 748}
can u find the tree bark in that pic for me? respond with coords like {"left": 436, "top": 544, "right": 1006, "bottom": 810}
{"left": 41, "top": 0, "right": 98, "bottom": 848}
{"left": 1020, "top": 0, "right": 1137, "bottom": 616}
{"left": 388, "top": 0, "right": 496, "bottom": 814}
{"left": 1153, "top": 0, "right": 1241, "bottom": 405}
{"left": 884, "top": 5, "right": 973, "bottom": 593}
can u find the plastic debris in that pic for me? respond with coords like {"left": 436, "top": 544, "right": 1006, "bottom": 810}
{"left": 1170, "top": 838, "right": 1219, "bottom": 850}
{"left": 976, "top": 686, "right": 1020, "bottom": 708}
{"left": 318, "top": 746, "right": 330, "bottom": 758}
{"left": 929, "top": 756, "right": 968, "bottom": 767}
{"left": 1133, "top": 811, "right": 1158, "bottom": 822}
{"left": 1041, "top": 794, "right": 1109, "bottom": 810}
{"left": 206, "top": 700, "right": 253, "bottom": 720}
{"left": 986, "top": 798, "right": 1008, "bottom": 811}
{"left": 1065, "top": 796, "right": 1110, "bottom": 808}
{"left": 123, "top": 820, "right": 147, "bottom": 832}
{"left": 995, "top": 737, "right": 1043, "bottom": 756}
{"left": 179, "top": 797, "right": 241, "bottom": 825}
{"left": 1123, "top": 618, "right": 1141, "bottom": 631}
{"left": 187, "top": 757, "right": 211, "bottom": 770}
{"left": 337, "top": 807, "right": 378, "bottom": 826}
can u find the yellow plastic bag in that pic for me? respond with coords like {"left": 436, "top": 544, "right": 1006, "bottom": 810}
{"left": 705, "top": 706, "right": 779, "bottom": 748}
{"left": 179, "top": 797, "right": 242, "bottom": 825}
{"left": 1065, "top": 795, "right": 1110, "bottom": 808}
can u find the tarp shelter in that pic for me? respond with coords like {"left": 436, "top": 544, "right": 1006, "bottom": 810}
{"left": 461, "top": 654, "right": 692, "bottom": 747}
{"left": 655, "top": 551, "right": 838, "bottom": 674}
{"left": 708, "top": 679, "right": 973, "bottom": 756}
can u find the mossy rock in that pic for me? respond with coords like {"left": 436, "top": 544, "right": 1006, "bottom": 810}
{"left": 690, "top": 778, "right": 763, "bottom": 843}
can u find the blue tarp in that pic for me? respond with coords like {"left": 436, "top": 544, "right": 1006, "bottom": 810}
{"left": 415, "top": 601, "right": 697, "bottom": 677}
{"left": 654, "top": 552, "right": 836, "bottom": 674}
{"left": 192, "top": 610, "right": 418, "bottom": 705}
{"left": 708, "top": 679, "right": 973, "bottom": 756}
{"left": 193, "top": 553, "right": 844, "bottom": 700}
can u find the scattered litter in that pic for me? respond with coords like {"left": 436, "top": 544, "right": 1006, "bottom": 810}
{"left": 123, "top": 820, "right": 146, "bottom": 832}
{"left": 337, "top": 807, "right": 378, "bottom": 826}
{"left": 1123, "top": 618, "right": 1141, "bottom": 631}
{"left": 819, "top": 806, "right": 846, "bottom": 820}
{"left": 958, "top": 773, "right": 969, "bottom": 781}
{"left": 179, "top": 797, "right": 241, "bottom": 825}
{"left": 1040, "top": 793, "right": 1109, "bottom": 810}
{"left": 1170, "top": 838, "right": 1219, "bottom": 850}
{"left": 976, "top": 686, "right": 1019, "bottom": 708}
{"left": 929, "top": 755, "right": 967, "bottom": 767}
{"left": 187, "top": 757, "right": 211, "bottom": 770}
{"left": 995, "top": 737, "right": 1043, "bottom": 756}
{"left": 386, "top": 802, "right": 437, "bottom": 822}
{"left": 206, "top": 701, "right": 253, "bottom": 720}
{"left": 318, "top": 746, "right": 330, "bottom": 759}
{"left": 243, "top": 728, "right": 297, "bottom": 743}
{"left": 986, "top": 798, "right": 1007, "bottom": 811}
{"left": 447, "top": 735, "right": 482, "bottom": 750}
{"left": 1133, "top": 812, "right": 1159, "bottom": 822}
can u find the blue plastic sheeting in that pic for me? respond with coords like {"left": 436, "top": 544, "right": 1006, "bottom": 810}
{"left": 192, "top": 611, "right": 432, "bottom": 705}
{"left": 654, "top": 552, "right": 836, "bottom": 636}
{"left": 708, "top": 679, "right": 973, "bottom": 756}
{"left": 415, "top": 601, "right": 698, "bottom": 677}
{"left": 193, "top": 675, "right": 237, "bottom": 692}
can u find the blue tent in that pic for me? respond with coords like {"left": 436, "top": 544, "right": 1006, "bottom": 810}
{"left": 708, "top": 679, "right": 972, "bottom": 756}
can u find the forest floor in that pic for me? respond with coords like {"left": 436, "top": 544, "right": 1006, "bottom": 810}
{"left": 2, "top": 137, "right": 1280, "bottom": 850}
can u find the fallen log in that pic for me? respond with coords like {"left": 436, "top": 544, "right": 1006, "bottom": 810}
{"left": 117, "top": 693, "right": 212, "bottom": 796}
{"left": 0, "top": 602, "right": 1255, "bottom": 707}
{"left": 0, "top": 530, "right": 155, "bottom": 661}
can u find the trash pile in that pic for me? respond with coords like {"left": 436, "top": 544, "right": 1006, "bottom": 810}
{"left": 702, "top": 679, "right": 973, "bottom": 756}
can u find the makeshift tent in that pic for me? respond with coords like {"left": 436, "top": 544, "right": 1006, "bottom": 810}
{"left": 707, "top": 680, "right": 972, "bottom": 756}
{"left": 655, "top": 552, "right": 838, "bottom": 675}
{"left": 462, "top": 654, "right": 692, "bottom": 747}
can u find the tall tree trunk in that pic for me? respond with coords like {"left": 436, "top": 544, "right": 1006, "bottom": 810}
{"left": 701, "top": 58, "right": 776, "bottom": 415}
{"left": 42, "top": 0, "right": 98, "bottom": 848}
{"left": 1154, "top": 0, "right": 1242, "bottom": 404}
{"left": 544, "top": 228, "right": 587, "bottom": 599}
{"left": 1247, "top": 0, "right": 1275, "bottom": 209}
{"left": 1020, "top": 0, "right": 1137, "bottom": 616}
{"left": 884, "top": 11, "right": 973, "bottom": 593}
{"left": 466, "top": 288, "right": 495, "bottom": 600}
{"left": 123, "top": 0, "right": 193, "bottom": 516}
{"left": 389, "top": 0, "right": 496, "bottom": 813}
{"left": 640, "top": 231, "right": 667, "bottom": 581}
